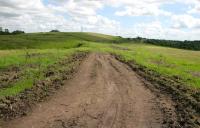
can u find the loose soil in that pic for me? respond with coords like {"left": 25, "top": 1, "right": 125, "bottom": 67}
{"left": 0, "top": 66, "right": 21, "bottom": 89}
{"left": 0, "top": 53, "right": 197, "bottom": 128}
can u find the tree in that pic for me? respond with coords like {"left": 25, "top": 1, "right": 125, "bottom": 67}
{"left": 50, "top": 30, "right": 60, "bottom": 32}
{"left": 12, "top": 30, "right": 25, "bottom": 34}
{"left": 0, "top": 28, "right": 10, "bottom": 35}
{"left": 4, "top": 29, "right": 9, "bottom": 33}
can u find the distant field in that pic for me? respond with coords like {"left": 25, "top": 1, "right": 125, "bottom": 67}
{"left": 0, "top": 32, "right": 119, "bottom": 50}
{"left": 0, "top": 32, "right": 199, "bottom": 98}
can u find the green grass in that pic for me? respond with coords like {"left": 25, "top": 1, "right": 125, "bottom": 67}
{"left": 0, "top": 32, "right": 119, "bottom": 50}
{"left": 111, "top": 43, "right": 200, "bottom": 88}
{"left": 78, "top": 41, "right": 200, "bottom": 88}
{"left": 0, "top": 48, "right": 81, "bottom": 97}
{"left": 0, "top": 32, "right": 200, "bottom": 98}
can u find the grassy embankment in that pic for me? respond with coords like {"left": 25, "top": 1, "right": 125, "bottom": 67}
{"left": 0, "top": 32, "right": 199, "bottom": 99}
{"left": 113, "top": 43, "right": 200, "bottom": 88}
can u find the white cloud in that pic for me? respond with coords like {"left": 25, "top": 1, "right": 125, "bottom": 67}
{"left": 131, "top": 21, "right": 166, "bottom": 39}
{"left": 115, "top": 6, "right": 171, "bottom": 16}
{"left": 46, "top": 0, "right": 104, "bottom": 19}
{"left": 171, "top": 14, "right": 200, "bottom": 29}
{"left": 188, "top": 5, "right": 200, "bottom": 14}
{"left": 47, "top": 0, "right": 119, "bottom": 33}
{"left": 122, "top": 21, "right": 200, "bottom": 40}
{"left": 106, "top": 0, "right": 200, "bottom": 17}
{"left": 0, "top": 0, "right": 200, "bottom": 40}
{"left": 113, "top": 1, "right": 172, "bottom": 16}
{"left": 0, "top": 0, "right": 119, "bottom": 34}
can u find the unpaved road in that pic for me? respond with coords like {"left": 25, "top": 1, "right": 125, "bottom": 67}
{"left": 2, "top": 53, "right": 175, "bottom": 128}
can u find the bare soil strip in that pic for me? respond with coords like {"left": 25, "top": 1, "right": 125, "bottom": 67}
{"left": 1, "top": 53, "right": 182, "bottom": 128}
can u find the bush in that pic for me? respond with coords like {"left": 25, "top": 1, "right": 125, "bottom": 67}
{"left": 50, "top": 30, "right": 60, "bottom": 32}
{"left": 12, "top": 30, "right": 25, "bottom": 35}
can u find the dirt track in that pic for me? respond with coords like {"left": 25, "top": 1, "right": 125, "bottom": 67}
{"left": 2, "top": 53, "right": 176, "bottom": 128}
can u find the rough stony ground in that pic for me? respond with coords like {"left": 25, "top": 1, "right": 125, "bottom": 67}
{"left": 1, "top": 53, "right": 177, "bottom": 128}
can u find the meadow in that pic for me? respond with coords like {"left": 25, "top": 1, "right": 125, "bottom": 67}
{"left": 0, "top": 32, "right": 200, "bottom": 98}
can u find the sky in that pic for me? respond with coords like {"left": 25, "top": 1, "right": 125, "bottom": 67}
{"left": 0, "top": 0, "right": 200, "bottom": 40}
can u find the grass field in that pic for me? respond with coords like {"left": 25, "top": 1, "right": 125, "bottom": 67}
{"left": 0, "top": 32, "right": 199, "bottom": 98}
{"left": 112, "top": 43, "right": 200, "bottom": 88}
{"left": 80, "top": 41, "right": 200, "bottom": 88}
{"left": 0, "top": 32, "right": 119, "bottom": 50}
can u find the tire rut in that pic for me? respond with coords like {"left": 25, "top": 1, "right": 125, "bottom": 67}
{"left": 1, "top": 53, "right": 176, "bottom": 128}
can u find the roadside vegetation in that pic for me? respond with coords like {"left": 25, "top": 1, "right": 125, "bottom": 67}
{"left": 112, "top": 43, "right": 200, "bottom": 88}
{"left": 0, "top": 49, "right": 81, "bottom": 97}
{"left": 80, "top": 41, "right": 200, "bottom": 88}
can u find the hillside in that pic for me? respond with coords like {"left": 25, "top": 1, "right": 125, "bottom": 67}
{"left": 0, "top": 32, "right": 121, "bottom": 50}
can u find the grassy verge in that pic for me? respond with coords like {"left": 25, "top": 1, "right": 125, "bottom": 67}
{"left": 113, "top": 43, "right": 200, "bottom": 88}
{"left": 77, "top": 41, "right": 200, "bottom": 88}
{"left": 114, "top": 54, "right": 200, "bottom": 127}
{"left": 0, "top": 52, "right": 88, "bottom": 119}
{"left": 0, "top": 49, "right": 85, "bottom": 98}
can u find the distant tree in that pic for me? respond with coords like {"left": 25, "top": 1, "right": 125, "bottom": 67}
{"left": 50, "top": 30, "right": 60, "bottom": 32}
{"left": 0, "top": 27, "right": 3, "bottom": 35}
{"left": 12, "top": 30, "right": 25, "bottom": 35}
{"left": 136, "top": 36, "right": 142, "bottom": 40}
{"left": 122, "top": 36, "right": 200, "bottom": 51}
{"left": 0, "top": 28, "right": 25, "bottom": 35}
{"left": 142, "top": 38, "right": 200, "bottom": 50}
{"left": 0, "top": 28, "right": 10, "bottom": 35}
{"left": 4, "top": 29, "right": 9, "bottom": 33}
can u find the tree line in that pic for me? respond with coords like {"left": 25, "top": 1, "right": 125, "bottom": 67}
{"left": 0, "top": 28, "right": 60, "bottom": 35}
{"left": 0, "top": 27, "right": 25, "bottom": 35}
{"left": 125, "top": 37, "right": 200, "bottom": 51}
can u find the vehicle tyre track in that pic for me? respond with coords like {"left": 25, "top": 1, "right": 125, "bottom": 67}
{"left": 1, "top": 53, "right": 177, "bottom": 128}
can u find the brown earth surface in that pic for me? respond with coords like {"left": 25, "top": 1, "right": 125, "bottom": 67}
{"left": 1, "top": 53, "right": 178, "bottom": 128}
